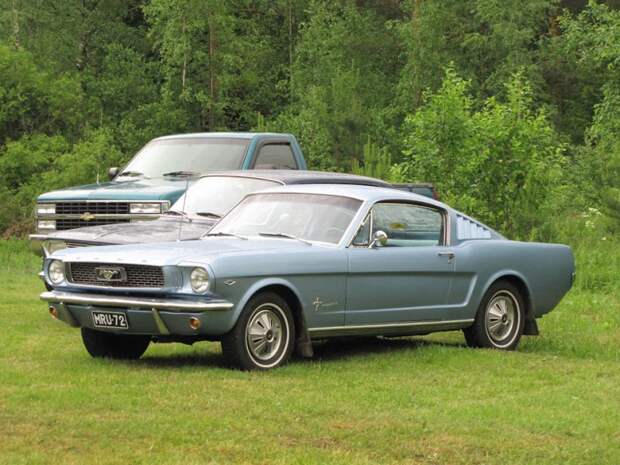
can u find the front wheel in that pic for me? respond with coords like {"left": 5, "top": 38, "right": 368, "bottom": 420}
{"left": 464, "top": 281, "right": 525, "bottom": 350}
{"left": 81, "top": 328, "right": 150, "bottom": 360}
{"left": 221, "top": 292, "right": 295, "bottom": 370}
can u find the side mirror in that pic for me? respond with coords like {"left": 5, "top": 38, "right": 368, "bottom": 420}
{"left": 108, "top": 167, "right": 119, "bottom": 180}
{"left": 369, "top": 230, "right": 388, "bottom": 248}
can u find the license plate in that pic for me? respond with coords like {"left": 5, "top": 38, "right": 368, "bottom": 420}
{"left": 92, "top": 311, "right": 128, "bottom": 329}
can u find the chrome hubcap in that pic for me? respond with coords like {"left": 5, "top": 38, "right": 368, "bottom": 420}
{"left": 246, "top": 305, "right": 284, "bottom": 362}
{"left": 485, "top": 293, "right": 518, "bottom": 344}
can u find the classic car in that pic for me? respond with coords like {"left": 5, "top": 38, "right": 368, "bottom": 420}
{"left": 40, "top": 185, "right": 575, "bottom": 370}
{"left": 38, "top": 171, "right": 391, "bottom": 254}
{"left": 30, "top": 132, "right": 307, "bottom": 253}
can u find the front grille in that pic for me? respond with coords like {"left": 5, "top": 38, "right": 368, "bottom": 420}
{"left": 68, "top": 262, "right": 165, "bottom": 288}
{"left": 56, "top": 218, "right": 129, "bottom": 230}
{"left": 56, "top": 202, "right": 130, "bottom": 215}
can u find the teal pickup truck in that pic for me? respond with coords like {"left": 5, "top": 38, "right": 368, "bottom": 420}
{"left": 30, "top": 132, "right": 307, "bottom": 254}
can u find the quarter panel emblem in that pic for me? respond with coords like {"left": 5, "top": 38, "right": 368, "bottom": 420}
{"left": 80, "top": 212, "right": 96, "bottom": 221}
{"left": 95, "top": 266, "right": 127, "bottom": 282}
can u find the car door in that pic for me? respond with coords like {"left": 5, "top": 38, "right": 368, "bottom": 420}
{"left": 345, "top": 201, "right": 455, "bottom": 326}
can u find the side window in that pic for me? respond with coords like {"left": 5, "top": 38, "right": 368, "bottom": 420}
{"left": 254, "top": 143, "right": 297, "bottom": 169}
{"left": 371, "top": 203, "right": 444, "bottom": 247}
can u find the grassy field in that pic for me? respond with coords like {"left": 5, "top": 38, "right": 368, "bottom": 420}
{"left": 0, "top": 240, "right": 619, "bottom": 465}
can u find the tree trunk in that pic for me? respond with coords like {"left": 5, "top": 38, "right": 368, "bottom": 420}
{"left": 208, "top": 13, "right": 217, "bottom": 130}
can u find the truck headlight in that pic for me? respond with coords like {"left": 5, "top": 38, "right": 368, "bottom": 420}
{"left": 38, "top": 220, "right": 56, "bottom": 231}
{"left": 37, "top": 203, "right": 56, "bottom": 215}
{"left": 130, "top": 203, "right": 162, "bottom": 214}
{"left": 48, "top": 260, "right": 65, "bottom": 285}
{"left": 190, "top": 267, "right": 210, "bottom": 294}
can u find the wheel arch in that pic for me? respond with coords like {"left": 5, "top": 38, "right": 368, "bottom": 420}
{"left": 481, "top": 271, "right": 534, "bottom": 319}
{"left": 234, "top": 278, "right": 312, "bottom": 357}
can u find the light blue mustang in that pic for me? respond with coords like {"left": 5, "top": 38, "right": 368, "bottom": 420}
{"left": 40, "top": 185, "right": 575, "bottom": 370}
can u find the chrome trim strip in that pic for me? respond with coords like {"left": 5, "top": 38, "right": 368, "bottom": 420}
{"left": 308, "top": 318, "right": 474, "bottom": 333}
{"left": 40, "top": 291, "right": 233, "bottom": 312}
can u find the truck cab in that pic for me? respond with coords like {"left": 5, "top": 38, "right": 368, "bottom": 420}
{"left": 30, "top": 132, "right": 306, "bottom": 253}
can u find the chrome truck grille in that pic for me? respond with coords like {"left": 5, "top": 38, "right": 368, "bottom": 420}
{"left": 56, "top": 202, "right": 130, "bottom": 215}
{"left": 35, "top": 201, "right": 169, "bottom": 233}
{"left": 68, "top": 263, "right": 165, "bottom": 288}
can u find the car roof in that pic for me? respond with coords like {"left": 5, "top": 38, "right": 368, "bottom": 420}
{"left": 153, "top": 132, "right": 293, "bottom": 141}
{"left": 201, "top": 170, "right": 391, "bottom": 187}
{"left": 253, "top": 183, "right": 446, "bottom": 207}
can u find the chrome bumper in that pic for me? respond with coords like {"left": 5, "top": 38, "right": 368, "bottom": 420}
{"left": 40, "top": 291, "right": 233, "bottom": 312}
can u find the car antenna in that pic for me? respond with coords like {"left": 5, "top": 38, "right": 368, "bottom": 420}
{"left": 177, "top": 177, "right": 191, "bottom": 242}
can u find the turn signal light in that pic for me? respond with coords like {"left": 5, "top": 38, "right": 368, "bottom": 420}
{"left": 49, "top": 306, "right": 59, "bottom": 319}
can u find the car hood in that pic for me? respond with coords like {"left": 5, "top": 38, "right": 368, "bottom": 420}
{"left": 37, "top": 177, "right": 195, "bottom": 202}
{"left": 47, "top": 217, "right": 216, "bottom": 245}
{"left": 51, "top": 237, "right": 318, "bottom": 267}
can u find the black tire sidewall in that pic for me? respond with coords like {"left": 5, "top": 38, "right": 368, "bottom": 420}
{"left": 466, "top": 281, "right": 525, "bottom": 350}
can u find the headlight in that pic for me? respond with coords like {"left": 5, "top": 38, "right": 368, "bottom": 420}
{"left": 37, "top": 220, "right": 56, "bottom": 231}
{"left": 130, "top": 203, "right": 162, "bottom": 214}
{"left": 37, "top": 203, "right": 56, "bottom": 215}
{"left": 44, "top": 240, "right": 68, "bottom": 255}
{"left": 48, "top": 260, "right": 65, "bottom": 285}
{"left": 190, "top": 267, "right": 210, "bottom": 294}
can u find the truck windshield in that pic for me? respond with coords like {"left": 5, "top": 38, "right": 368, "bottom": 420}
{"left": 170, "top": 176, "right": 280, "bottom": 218}
{"left": 118, "top": 138, "right": 249, "bottom": 179}
{"left": 208, "top": 193, "right": 362, "bottom": 244}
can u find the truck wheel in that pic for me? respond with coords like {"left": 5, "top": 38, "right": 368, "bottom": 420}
{"left": 463, "top": 281, "right": 525, "bottom": 350}
{"left": 221, "top": 292, "right": 295, "bottom": 370}
{"left": 81, "top": 328, "right": 150, "bottom": 360}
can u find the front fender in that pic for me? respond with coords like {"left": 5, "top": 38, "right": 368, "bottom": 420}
{"left": 231, "top": 277, "right": 305, "bottom": 324}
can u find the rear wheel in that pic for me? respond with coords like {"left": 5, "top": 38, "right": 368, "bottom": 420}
{"left": 81, "top": 328, "right": 150, "bottom": 360}
{"left": 221, "top": 292, "right": 295, "bottom": 370}
{"left": 464, "top": 281, "right": 525, "bottom": 350}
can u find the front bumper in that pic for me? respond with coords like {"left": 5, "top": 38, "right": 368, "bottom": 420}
{"left": 41, "top": 291, "right": 234, "bottom": 336}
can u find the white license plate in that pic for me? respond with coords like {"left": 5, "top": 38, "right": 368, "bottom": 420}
{"left": 92, "top": 311, "right": 128, "bottom": 329}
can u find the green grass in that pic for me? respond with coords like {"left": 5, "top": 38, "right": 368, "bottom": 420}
{"left": 0, "top": 240, "right": 619, "bottom": 465}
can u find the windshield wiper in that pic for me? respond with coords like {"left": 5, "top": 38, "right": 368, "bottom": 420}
{"left": 163, "top": 170, "right": 200, "bottom": 177}
{"left": 258, "top": 232, "right": 312, "bottom": 245}
{"left": 164, "top": 210, "right": 192, "bottom": 221}
{"left": 205, "top": 231, "right": 247, "bottom": 240}
{"left": 118, "top": 170, "right": 148, "bottom": 178}
{"left": 195, "top": 212, "right": 222, "bottom": 219}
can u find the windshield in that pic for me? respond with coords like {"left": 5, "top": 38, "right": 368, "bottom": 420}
{"left": 118, "top": 138, "right": 249, "bottom": 178}
{"left": 171, "top": 177, "right": 280, "bottom": 217}
{"left": 209, "top": 193, "right": 362, "bottom": 244}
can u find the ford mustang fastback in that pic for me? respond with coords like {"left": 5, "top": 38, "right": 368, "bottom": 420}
{"left": 40, "top": 185, "right": 575, "bottom": 370}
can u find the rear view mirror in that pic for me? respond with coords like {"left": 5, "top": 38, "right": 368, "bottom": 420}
{"left": 369, "top": 230, "right": 388, "bottom": 248}
{"left": 108, "top": 167, "right": 119, "bottom": 180}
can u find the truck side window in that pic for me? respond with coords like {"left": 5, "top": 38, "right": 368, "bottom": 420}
{"left": 254, "top": 143, "right": 297, "bottom": 169}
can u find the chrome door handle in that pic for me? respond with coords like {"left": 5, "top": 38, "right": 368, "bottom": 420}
{"left": 437, "top": 251, "right": 455, "bottom": 259}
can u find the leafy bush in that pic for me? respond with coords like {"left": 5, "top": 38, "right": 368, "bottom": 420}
{"left": 400, "top": 68, "right": 565, "bottom": 239}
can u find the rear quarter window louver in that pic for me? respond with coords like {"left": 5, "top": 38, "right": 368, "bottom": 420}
{"left": 456, "top": 215, "right": 492, "bottom": 240}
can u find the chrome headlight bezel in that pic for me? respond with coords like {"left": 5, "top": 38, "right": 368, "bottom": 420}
{"left": 37, "top": 203, "right": 56, "bottom": 215}
{"left": 190, "top": 267, "right": 210, "bottom": 294}
{"left": 130, "top": 202, "right": 163, "bottom": 214}
{"left": 48, "top": 260, "right": 65, "bottom": 285}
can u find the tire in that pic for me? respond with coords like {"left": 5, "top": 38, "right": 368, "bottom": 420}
{"left": 463, "top": 281, "right": 525, "bottom": 350}
{"left": 221, "top": 292, "right": 295, "bottom": 370}
{"left": 81, "top": 328, "right": 150, "bottom": 360}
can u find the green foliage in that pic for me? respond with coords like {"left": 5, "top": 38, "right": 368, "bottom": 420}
{"left": 352, "top": 137, "right": 400, "bottom": 182}
{"left": 401, "top": 68, "right": 565, "bottom": 238}
{"left": 0, "top": 0, "right": 618, "bottom": 240}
